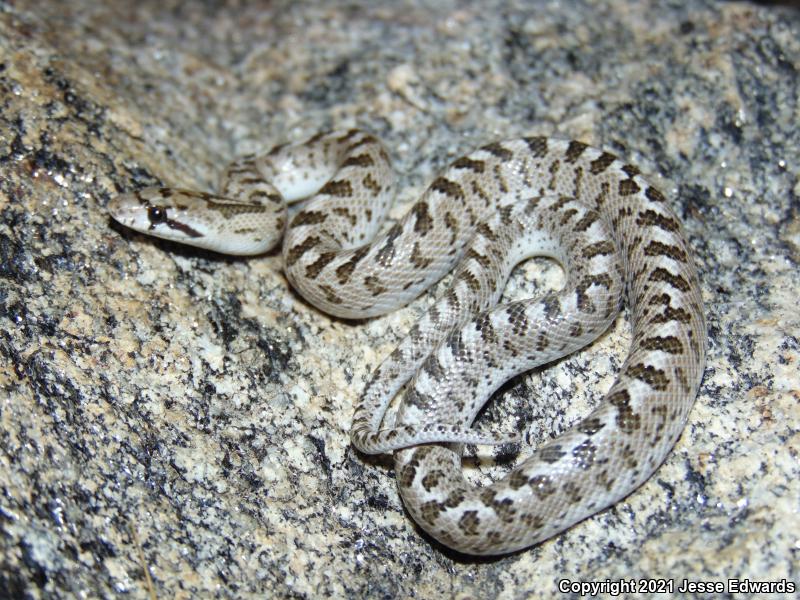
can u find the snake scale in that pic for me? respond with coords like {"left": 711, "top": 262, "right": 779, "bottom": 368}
{"left": 109, "top": 129, "right": 706, "bottom": 555}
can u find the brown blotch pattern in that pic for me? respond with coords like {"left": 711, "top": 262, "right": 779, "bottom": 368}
{"left": 470, "top": 180, "right": 490, "bottom": 204}
{"left": 465, "top": 248, "right": 492, "bottom": 270}
{"left": 335, "top": 246, "right": 370, "bottom": 284}
{"left": 364, "top": 275, "right": 388, "bottom": 296}
{"left": 411, "top": 242, "right": 433, "bottom": 269}
{"left": 619, "top": 178, "right": 641, "bottom": 196}
{"left": 539, "top": 445, "right": 566, "bottom": 463}
{"left": 528, "top": 475, "right": 556, "bottom": 499}
{"left": 626, "top": 362, "right": 670, "bottom": 391}
{"left": 645, "top": 186, "right": 667, "bottom": 203}
{"left": 375, "top": 223, "right": 403, "bottom": 267}
{"left": 412, "top": 201, "right": 434, "bottom": 235}
{"left": 475, "top": 221, "right": 499, "bottom": 242}
{"left": 636, "top": 209, "right": 680, "bottom": 232}
{"left": 475, "top": 313, "right": 498, "bottom": 344}
{"left": 564, "top": 140, "right": 588, "bottom": 163}
{"left": 506, "top": 304, "right": 530, "bottom": 335}
{"left": 523, "top": 136, "right": 549, "bottom": 157}
{"left": 639, "top": 335, "right": 684, "bottom": 354}
{"left": 608, "top": 389, "right": 641, "bottom": 433}
{"left": 420, "top": 501, "right": 445, "bottom": 525}
{"left": 589, "top": 152, "right": 616, "bottom": 174}
{"left": 649, "top": 305, "right": 692, "bottom": 325}
{"left": 547, "top": 159, "right": 561, "bottom": 190}
{"left": 456, "top": 270, "right": 481, "bottom": 295}
{"left": 458, "top": 511, "right": 481, "bottom": 536}
{"left": 559, "top": 208, "right": 578, "bottom": 226}
{"left": 582, "top": 240, "right": 615, "bottom": 259}
{"left": 674, "top": 366, "right": 690, "bottom": 393}
{"left": 331, "top": 207, "right": 357, "bottom": 226}
{"left": 479, "top": 490, "right": 516, "bottom": 523}
{"left": 421, "top": 470, "right": 443, "bottom": 492}
{"left": 317, "top": 283, "right": 343, "bottom": 306}
{"left": 285, "top": 235, "right": 321, "bottom": 266}
{"left": 493, "top": 163, "right": 509, "bottom": 194}
{"left": 572, "top": 439, "right": 597, "bottom": 470}
{"left": 430, "top": 177, "right": 465, "bottom": 200}
{"left": 453, "top": 157, "right": 486, "bottom": 172}
{"left": 649, "top": 267, "right": 691, "bottom": 292}
{"left": 621, "top": 164, "right": 641, "bottom": 178}
{"left": 577, "top": 417, "right": 605, "bottom": 436}
{"left": 644, "top": 240, "right": 688, "bottom": 262}
{"left": 305, "top": 251, "right": 336, "bottom": 279}
{"left": 574, "top": 210, "right": 599, "bottom": 232}
{"left": 319, "top": 179, "right": 353, "bottom": 197}
{"left": 481, "top": 142, "right": 514, "bottom": 161}
{"left": 362, "top": 173, "right": 382, "bottom": 195}
{"left": 342, "top": 153, "right": 374, "bottom": 168}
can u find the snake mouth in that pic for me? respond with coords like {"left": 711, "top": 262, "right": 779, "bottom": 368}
{"left": 160, "top": 216, "right": 203, "bottom": 238}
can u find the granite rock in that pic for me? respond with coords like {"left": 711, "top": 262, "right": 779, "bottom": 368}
{"left": 0, "top": 0, "right": 798, "bottom": 597}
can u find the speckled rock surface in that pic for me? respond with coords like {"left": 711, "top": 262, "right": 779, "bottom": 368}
{"left": 1, "top": 1, "right": 798, "bottom": 597}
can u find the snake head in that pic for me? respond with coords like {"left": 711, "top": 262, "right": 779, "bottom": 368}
{"left": 108, "top": 187, "right": 283, "bottom": 255}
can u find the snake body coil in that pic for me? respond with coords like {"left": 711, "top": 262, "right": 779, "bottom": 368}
{"left": 109, "top": 130, "right": 706, "bottom": 555}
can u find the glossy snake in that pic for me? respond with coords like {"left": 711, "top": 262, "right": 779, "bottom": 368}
{"left": 109, "top": 129, "right": 706, "bottom": 555}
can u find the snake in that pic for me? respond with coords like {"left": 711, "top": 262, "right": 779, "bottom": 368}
{"left": 108, "top": 129, "right": 706, "bottom": 555}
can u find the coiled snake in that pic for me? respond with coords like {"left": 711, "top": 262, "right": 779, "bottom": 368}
{"left": 109, "top": 129, "right": 706, "bottom": 555}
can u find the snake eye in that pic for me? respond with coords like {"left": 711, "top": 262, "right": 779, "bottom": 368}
{"left": 147, "top": 206, "right": 168, "bottom": 225}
